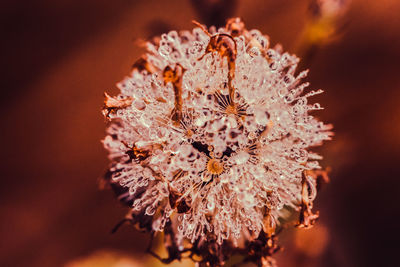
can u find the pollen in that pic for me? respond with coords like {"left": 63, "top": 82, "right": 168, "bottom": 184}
{"left": 206, "top": 158, "right": 224, "bottom": 175}
{"left": 225, "top": 103, "right": 237, "bottom": 115}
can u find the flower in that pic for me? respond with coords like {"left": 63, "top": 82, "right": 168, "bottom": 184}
{"left": 103, "top": 18, "right": 332, "bottom": 265}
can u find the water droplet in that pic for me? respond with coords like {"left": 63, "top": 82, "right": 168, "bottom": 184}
{"left": 145, "top": 205, "right": 156, "bottom": 216}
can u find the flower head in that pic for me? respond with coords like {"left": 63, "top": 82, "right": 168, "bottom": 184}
{"left": 103, "top": 18, "right": 332, "bottom": 265}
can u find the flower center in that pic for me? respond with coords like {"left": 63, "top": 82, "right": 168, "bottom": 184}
{"left": 225, "top": 103, "right": 237, "bottom": 115}
{"left": 206, "top": 158, "right": 224, "bottom": 175}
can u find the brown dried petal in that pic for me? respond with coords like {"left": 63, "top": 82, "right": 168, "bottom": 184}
{"left": 102, "top": 92, "right": 133, "bottom": 119}
{"left": 297, "top": 171, "right": 321, "bottom": 228}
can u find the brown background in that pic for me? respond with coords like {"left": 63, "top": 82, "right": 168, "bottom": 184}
{"left": 1, "top": 0, "right": 400, "bottom": 266}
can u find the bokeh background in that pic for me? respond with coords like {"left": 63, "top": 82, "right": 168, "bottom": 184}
{"left": 1, "top": 0, "right": 400, "bottom": 266}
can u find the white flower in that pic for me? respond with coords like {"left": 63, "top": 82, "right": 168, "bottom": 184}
{"left": 103, "top": 18, "right": 332, "bottom": 252}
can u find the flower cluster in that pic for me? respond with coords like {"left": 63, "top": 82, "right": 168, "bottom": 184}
{"left": 103, "top": 18, "right": 332, "bottom": 266}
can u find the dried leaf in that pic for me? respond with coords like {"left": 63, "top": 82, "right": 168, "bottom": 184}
{"left": 102, "top": 92, "right": 133, "bottom": 119}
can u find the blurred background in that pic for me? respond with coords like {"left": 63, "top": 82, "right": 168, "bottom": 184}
{"left": 1, "top": 0, "right": 400, "bottom": 266}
